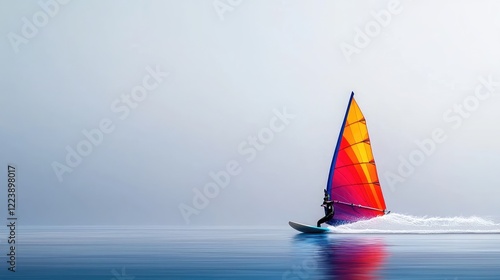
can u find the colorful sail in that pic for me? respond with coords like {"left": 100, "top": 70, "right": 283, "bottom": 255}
{"left": 326, "top": 92, "right": 387, "bottom": 225}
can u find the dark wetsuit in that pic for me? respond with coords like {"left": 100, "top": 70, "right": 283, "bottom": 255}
{"left": 317, "top": 200, "right": 334, "bottom": 227}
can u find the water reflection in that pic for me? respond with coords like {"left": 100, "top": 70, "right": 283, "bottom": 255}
{"left": 292, "top": 234, "right": 387, "bottom": 279}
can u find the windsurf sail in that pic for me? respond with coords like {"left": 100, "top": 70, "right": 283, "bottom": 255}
{"left": 326, "top": 92, "right": 387, "bottom": 225}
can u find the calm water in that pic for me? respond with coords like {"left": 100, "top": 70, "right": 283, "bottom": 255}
{"left": 1, "top": 225, "right": 500, "bottom": 279}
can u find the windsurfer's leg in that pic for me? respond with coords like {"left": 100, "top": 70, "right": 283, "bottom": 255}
{"left": 317, "top": 216, "right": 328, "bottom": 227}
{"left": 326, "top": 213, "right": 334, "bottom": 223}
{"left": 317, "top": 214, "right": 334, "bottom": 227}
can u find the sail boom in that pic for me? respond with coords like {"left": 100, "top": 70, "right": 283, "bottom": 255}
{"left": 333, "top": 200, "right": 386, "bottom": 213}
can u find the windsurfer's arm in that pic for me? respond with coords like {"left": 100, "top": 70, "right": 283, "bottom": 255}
{"left": 320, "top": 202, "right": 333, "bottom": 208}
{"left": 321, "top": 200, "right": 333, "bottom": 207}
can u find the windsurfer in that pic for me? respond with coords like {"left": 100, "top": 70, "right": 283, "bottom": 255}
{"left": 317, "top": 189, "right": 334, "bottom": 227}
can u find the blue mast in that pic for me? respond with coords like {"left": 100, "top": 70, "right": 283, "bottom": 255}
{"left": 326, "top": 92, "right": 355, "bottom": 197}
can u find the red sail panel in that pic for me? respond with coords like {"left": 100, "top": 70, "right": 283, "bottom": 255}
{"left": 328, "top": 95, "right": 386, "bottom": 224}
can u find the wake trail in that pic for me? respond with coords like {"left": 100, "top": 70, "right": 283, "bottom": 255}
{"left": 328, "top": 213, "right": 500, "bottom": 234}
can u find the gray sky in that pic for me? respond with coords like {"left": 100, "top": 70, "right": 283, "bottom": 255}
{"left": 1, "top": 0, "right": 500, "bottom": 226}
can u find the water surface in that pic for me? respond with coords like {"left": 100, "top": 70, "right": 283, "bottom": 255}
{"left": 2, "top": 223, "right": 500, "bottom": 279}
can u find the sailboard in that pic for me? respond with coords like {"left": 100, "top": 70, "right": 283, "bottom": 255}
{"left": 288, "top": 221, "right": 330, "bottom": 234}
{"left": 289, "top": 92, "right": 389, "bottom": 233}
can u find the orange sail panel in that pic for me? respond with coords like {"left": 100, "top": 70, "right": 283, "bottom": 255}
{"left": 326, "top": 92, "right": 387, "bottom": 224}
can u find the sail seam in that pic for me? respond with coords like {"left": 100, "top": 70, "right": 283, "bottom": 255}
{"left": 339, "top": 139, "right": 370, "bottom": 151}
{"left": 336, "top": 161, "right": 375, "bottom": 169}
{"left": 345, "top": 118, "right": 366, "bottom": 128}
{"left": 333, "top": 182, "right": 380, "bottom": 189}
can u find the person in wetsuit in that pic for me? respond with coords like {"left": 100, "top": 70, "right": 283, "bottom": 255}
{"left": 317, "top": 189, "right": 334, "bottom": 227}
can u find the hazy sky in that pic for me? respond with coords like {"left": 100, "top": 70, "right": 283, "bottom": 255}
{"left": 1, "top": 0, "right": 500, "bottom": 226}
